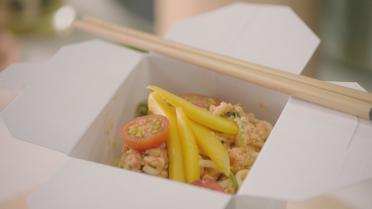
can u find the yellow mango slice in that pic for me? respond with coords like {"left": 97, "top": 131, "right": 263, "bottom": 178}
{"left": 175, "top": 107, "right": 200, "bottom": 183}
{"left": 148, "top": 93, "right": 185, "bottom": 182}
{"left": 190, "top": 121, "right": 231, "bottom": 176}
{"left": 148, "top": 86, "right": 238, "bottom": 135}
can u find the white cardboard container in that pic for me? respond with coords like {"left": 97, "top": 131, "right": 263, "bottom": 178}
{"left": 1, "top": 3, "right": 372, "bottom": 209}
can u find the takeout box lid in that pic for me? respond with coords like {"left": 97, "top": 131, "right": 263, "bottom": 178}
{"left": 1, "top": 3, "right": 371, "bottom": 208}
{"left": 1, "top": 41, "right": 144, "bottom": 154}
{"left": 239, "top": 82, "right": 372, "bottom": 200}
{"left": 165, "top": 3, "right": 319, "bottom": 75}
{"left": 165, "top": 3, "right": 372, "bottom": 200}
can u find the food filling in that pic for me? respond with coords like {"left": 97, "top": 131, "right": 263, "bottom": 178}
{"left": 117, "top": 86, "right": 272, "bottom": 194}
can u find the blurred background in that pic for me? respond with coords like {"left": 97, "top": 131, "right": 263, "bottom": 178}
{"left": 0, "top": 0, "right": 371, "bottom": 91}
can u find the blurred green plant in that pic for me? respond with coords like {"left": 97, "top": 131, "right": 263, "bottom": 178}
{"left": 0, "top": 0, "right": 63, "bottom": 35}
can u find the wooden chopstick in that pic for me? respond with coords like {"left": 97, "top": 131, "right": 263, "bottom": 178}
{"left": 83, "top": 16, "right": 372, "bottom": 105}
{"left": 73, "top": 18, "right": 372, "bottom": 121}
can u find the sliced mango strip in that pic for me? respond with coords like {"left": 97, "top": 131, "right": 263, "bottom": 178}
{"left": 175, "top": 107, "right": 200, "bottom": 183}
{"left": 190, "top": 121, "right": 231, "bottom": 176}
{"left": 148, "top": 93, "right": 185, "bottom": 182}
{"left": 148, "top": 86, "right": 238, "bottom": 135}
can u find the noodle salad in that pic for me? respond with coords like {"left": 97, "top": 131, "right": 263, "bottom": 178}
{"left": 116, "top": 86, "right": 272, "bottom": 194}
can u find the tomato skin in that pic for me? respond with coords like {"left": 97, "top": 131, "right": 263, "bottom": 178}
{"left": 121, "top": 115, "right": 169, "bottom": 151}
{"left": 192, "top": 179, "right": 224, "bottom": 192}
{"left": 180, "top": 93, "right": 220, "bottom": 109}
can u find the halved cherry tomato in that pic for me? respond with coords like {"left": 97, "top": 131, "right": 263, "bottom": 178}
{"left": 192, "top": 179, "right": 224, "bottom": 192}
{"left": 121, "top": 114, "right": 169, "bottom": 151}
{"left": 180, "top": 93, "right": 220, "bottom": 110}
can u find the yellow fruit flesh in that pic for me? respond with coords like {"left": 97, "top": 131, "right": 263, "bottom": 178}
{"left": 148, "top": 93, "right": 185, "bottom": 182}
{"left": 147, "top": 86, "right": 238, "bottom": 135}
{"left": 190, "top": 121, "right": 231, "bottom": 176}
{"left": 175, "top": 107, "right": 200, "bottom": 183}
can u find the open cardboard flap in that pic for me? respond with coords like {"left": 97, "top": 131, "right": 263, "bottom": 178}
{"left": 1, "top": 40, "right": 143, "bottom": 154}
{"left": 166, "top": 3, "right": 319, "bottom": 75}
{"left": 27, "top": 158, "right": 232, "bottom": 209}
{"left": 0, "top": 119, "right": 68, "bottom": 202}
{"left": 167, "top": 4, "right": 372, "bottom": 199}
{"left": 240, "top": 82, "right": 372, "bottom": 200}
{"left": 1, "top": 3, "right": 371, "bottom": 209}
{"left": 165, "top": 3, "right": 372, "bottom": 200}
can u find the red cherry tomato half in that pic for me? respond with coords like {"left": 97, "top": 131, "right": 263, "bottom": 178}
{"left": 192, "top": 179, "right": 224, "bottom": 192}
{"left": 121, "top": 114, "right": 169, "bottom": 151}
{"left": 180, "top": 93, "right": 221, "bottom": 109}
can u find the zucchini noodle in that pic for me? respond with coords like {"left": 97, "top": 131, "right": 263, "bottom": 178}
{"left": 143, "top": 165, "right": 162, "bottom": 175}
{"left": 199, "top": 159, "right": 218, "bottom": 169}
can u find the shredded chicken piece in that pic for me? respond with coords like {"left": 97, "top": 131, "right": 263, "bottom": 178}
{"left": 209, "top": 102, "right": 243, "bottom": 116}
{"left": 239, "top": 117, "right": 271, "bottom": 149}
{"left": 244, "top": 120, "right": 264, "bottom": 148}
{"left": 229, "top": 146, "right": 258, "bottom": 173}
{"left": 119, "top": 146, "right": 143, "bottom": 171}
{"left": 256, "top": 120, "right": 272, "bottom": 140}
{"left": 143, "top": 147, "right": 168, "bottom": 177}
{"left": 119, "top": 145, "right": 168, "bottom": 178}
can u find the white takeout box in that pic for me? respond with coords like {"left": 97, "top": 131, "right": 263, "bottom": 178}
{"left": 1, "top": 3, "right": 372, "bottom": 209}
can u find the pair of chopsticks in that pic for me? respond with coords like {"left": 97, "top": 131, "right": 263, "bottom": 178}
{"left": 73, "top": 16, "right": 372, "bottom": 121}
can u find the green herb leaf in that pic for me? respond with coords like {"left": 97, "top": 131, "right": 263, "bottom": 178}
{"left": 226, "top": 111, "right": 240, "bottom": 118}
